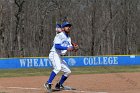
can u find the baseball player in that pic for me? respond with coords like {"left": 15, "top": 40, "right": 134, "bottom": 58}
{"left": 44, "top": 22, "right": 74, "bottom": 93}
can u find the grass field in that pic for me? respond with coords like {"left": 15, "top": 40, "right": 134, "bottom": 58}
{"left": 0, "top": 66, "right": 140, "bottom": 78}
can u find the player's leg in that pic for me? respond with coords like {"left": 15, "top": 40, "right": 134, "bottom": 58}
{"left": 47, "top": 53, "right": 62, "bottom": 83}
{"left": 60, "top": 60, "right": 71, "bottom": 85}
{"left": 55, "top": 60, "right": 71, "bottom": 89}
{"left": 44, "top": 52, "right": 62, "bottom": 92}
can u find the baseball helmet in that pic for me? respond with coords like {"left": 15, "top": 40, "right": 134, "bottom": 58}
{"left": 61, "top": 22, "right": 72, "bottom": 28}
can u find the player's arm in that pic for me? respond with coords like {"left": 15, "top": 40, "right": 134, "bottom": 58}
{"left": 55, "top": 44, "right": 73, "bottom": 51}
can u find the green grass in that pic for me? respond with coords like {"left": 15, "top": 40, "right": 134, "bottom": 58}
{"left": 0, "top": 66, "right": 140, "bottom": 78}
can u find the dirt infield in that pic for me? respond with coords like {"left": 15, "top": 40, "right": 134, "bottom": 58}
{"left": 0, "top": 72, "right": 140, "bottom": 93}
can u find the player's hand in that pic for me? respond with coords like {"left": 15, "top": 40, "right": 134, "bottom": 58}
{"left": 72, "top": 42, "right": 79, "bottom": 52}
{"left": 67, "top": 46, "right": 74, "bottom": 51}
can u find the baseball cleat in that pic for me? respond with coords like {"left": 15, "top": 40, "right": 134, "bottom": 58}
{"left": 55, "top": 83, "right": 64, "bottom": 90}
{"left": 44, "top": 83, "right": 52, "bottom": 93}
{"left": 55, "top": 83, "right": 76, "bottom": 90}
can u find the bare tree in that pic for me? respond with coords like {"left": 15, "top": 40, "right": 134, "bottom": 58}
{"left": 0, "top": 0, "right": 139, "bottom": 57}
